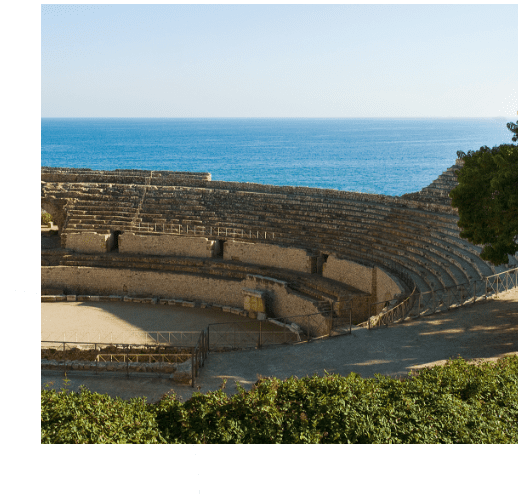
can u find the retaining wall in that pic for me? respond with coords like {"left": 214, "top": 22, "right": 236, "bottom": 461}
{"left": 119, "top": 233, "right": 219, "bottom": 258}
{"left": 66, "top": 232, "right": 115, "bottom": 253}
{"left": 376, "top": 267, "right": 405, "bottom": 303}
{"left": 323, "top": 256, "right": 373, "bottom": 294}
{"left": 41, "top": 266, "right": 330, "bottom": 336}
{"left": 223, "top": 240, "right": 314, "bottom": 273}
{"left": 323, "top": 255, "right": 402, "bottom": 304}
{"left": 41, "top": 266, "right": 243, "bottom": 307}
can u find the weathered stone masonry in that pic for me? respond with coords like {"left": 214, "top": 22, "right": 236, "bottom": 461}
{"left": 41, "top": 164, "right": 518, "bottom": 333}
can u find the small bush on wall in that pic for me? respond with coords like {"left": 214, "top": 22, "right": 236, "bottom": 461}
{"left": 41, "top": 211, "right": 53, "bottom": 225}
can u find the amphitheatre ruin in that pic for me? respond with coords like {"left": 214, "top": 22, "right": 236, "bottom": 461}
{"left": 41, "top": 163, "right": 518, "bottom": 386}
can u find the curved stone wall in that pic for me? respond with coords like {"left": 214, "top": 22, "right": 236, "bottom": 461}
{"left": 40, "top": 267, "right": 330, "bottom": 335}
{"left": 41, "top": 164, "right": 518, "bottom": 327}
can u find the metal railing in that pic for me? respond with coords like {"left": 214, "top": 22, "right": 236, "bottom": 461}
{"left": 46, "top": 330, "right": 203, "bottom": 347}
{"left": 207, "top": 322, "right": 300, "bottom": 351}
{"left": 96, "top": 353, "right": 186, "bottom": 364}
{"left": 192, "top": 327, "right": 208, "bottom": 385}
{"left": 365, "top": 283, "right": 419, "bottom": 329}
{"left": 130, "top": 222, "right": 279, "bottom": 241}
{"left": 365, "top": 267, "right": 517, "bottom": 327}
{"left": 206, "top": 312, "right": 332, "bottom": 350}
{"left": 485, "top": 268, "right": 518, "bottom": 297}
{"left": 41, "top": 335, "right": 204, "bottom": 387}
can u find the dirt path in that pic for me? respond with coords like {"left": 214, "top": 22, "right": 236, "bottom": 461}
{"left": 41, "top": 289, "right": 518, "bottom": 403}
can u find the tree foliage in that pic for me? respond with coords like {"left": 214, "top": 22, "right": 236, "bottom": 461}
{"left": 507, "top": 120, "right": 518, "bottom": 142}
{"left": 450, "top": 123, "right": 518, "bottom": 266}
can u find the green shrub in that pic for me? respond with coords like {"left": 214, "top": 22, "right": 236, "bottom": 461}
{"left": 41, "top": 381, "right": 165, "bottom": 444}
{"left": 42, "top": 356, "right": 518, "bottom": 444}
{"left": 41, "top": 212, "right": 53, "bottom": 225}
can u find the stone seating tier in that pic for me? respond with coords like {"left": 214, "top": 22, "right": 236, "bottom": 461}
{"left": 58, "top": 231, "right": 450, "bottom": 291}
{"left": 41, "top": 168, "right": 211, "bottom": 185}
{"left": 53, "top": 252, "right": 367, "bottom": 308}
{"left": 53, "top": 182, "right": 462, "bottom": 238}
{"left": 150, "top": 210, "right": 488, "bottom": 284}
{"left": 42, "top": 164, "right": 515, "bottom": 297}
{"left": 144, "top": 207, "right": 484, "bottom": 284}
{"left": 136, "top": 193, "right": 462, "bottom": 245}
{"left": 127, "top": 212, "right": 488, "bottom": 290}
{"left": 52, "top": 227, "right": 433, "bottom": 293}
{"left": 43, "top": 169, "right": 458, "bottom": 214}
{"left": 140, "top": 186, "right": 461, "bottom": 232}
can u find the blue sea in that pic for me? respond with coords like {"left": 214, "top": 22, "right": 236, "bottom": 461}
{"left": 41, "top": 118, "right": 513, "bottom": 196}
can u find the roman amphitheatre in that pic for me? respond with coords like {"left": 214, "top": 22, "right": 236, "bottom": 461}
{"left": 41, "top": 163, "right": 518, "bottom": 397}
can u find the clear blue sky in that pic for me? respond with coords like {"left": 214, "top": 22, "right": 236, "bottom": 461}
{"left": 41, "top": 3, "right": 518, "bottom": 118}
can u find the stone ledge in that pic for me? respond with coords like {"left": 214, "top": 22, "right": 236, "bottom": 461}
{"left": 40, "top": 292, "right": 250, "bottom": 318}
{"left": 41, "top": 358, "right": 192, "bottom": 383}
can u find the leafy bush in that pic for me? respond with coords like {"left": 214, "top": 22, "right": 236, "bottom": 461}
{"left": 41, "top": 212, "right": 53, "bottom": 225}
{"left": 42, "top": 356, "right": 518, "bottom": 444}
{"left": 41, "top": 380, "right": 165, "bottom": 444}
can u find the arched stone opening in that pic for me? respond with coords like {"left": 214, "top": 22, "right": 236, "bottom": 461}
{"left": 41, "top": 200, "right": 66, "bottom": 235}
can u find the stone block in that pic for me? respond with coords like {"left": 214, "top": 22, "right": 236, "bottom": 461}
{"left": 222, "top": 306, "right": 232, "bottom": 313}
{"left": 66, "top": 295, "right": 77, "bottom": 302}
{"left": 230, "top": 307, "right": 241, "bottom": 315}
{"left": 90, "top": 296, "right": 100, "bottom": 301}
{"left": 243, "top": 289, "right": 266, "bottom": 314}
{"left": 77, "top": 295, "right": 90, "bottom": 301}
{"left": 182, "top": 301, "right": 196, "bottom": 308}
{"left": 41, "top": 295, "right": 56, "bottom": 302}
{"left": 257, "top": 312, "right": 266, "bottom": 320}
{"left": 66, "top": 232, "right": 115, "bottom": 253}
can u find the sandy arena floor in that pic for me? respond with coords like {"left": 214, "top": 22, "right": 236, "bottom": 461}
{"left": 41, "top": 289, "right": 518, "bottom": 402}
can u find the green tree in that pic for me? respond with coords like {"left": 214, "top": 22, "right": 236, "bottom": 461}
{"left": 450, "top": 124, "right": 518, "bottom": 265}
{"left": 507, "top": 120, "right": 518, "bottom": 142}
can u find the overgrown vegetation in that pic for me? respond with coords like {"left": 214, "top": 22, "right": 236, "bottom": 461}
{"left": 41, "top": 211, "right": 53, "bottom": 225}
{"left": 41, "top": 356, "right": 518, "bottom": 444}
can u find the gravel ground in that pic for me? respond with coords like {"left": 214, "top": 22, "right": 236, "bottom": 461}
{"left": 41, "top": 288, "right": 518, "bottom": 403}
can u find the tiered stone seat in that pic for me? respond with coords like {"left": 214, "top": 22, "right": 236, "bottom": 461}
{"left": 42, "top": 164, "right": 516, "bottom": 303}
{"left": 41, "top": 167, "right": 211, "bottom": 185}
{"left": 142, "top": 201, "right": 379, "bottom": 283}
{"left": 56, "top": 251, "right": 367, "bottom": 312}
{"left": 140, "top": 186, "right": 498, "bottom": 285}
{"left": 62, "top": 184, "right": 144, "bottom": 235}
